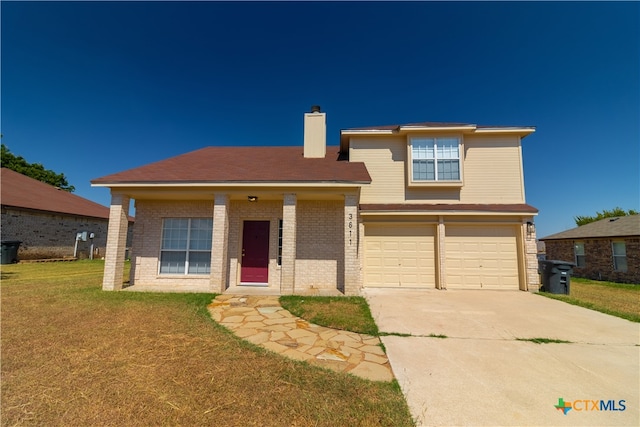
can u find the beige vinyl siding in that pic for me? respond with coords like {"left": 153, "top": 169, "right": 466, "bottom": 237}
{"left": 445, "top": 225, "right": 519, "bottom": 290}
{"left": 364, "top": 224, "right": 436, "bottom": 287}
{"left": 349, "top": 137, "right": 407, "bottom": 204}
{"left": 459, "top": 135, "right": 524, "bottom": 203}
{"left": 349, "top": 134, "right": 525, "bottom": 204}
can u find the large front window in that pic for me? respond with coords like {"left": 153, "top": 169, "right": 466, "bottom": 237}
{"left": 160, "top": 218, "right": 213, "bottom": 275}
{"left": 411, "top": 137, "right": 461, "bottom": 182}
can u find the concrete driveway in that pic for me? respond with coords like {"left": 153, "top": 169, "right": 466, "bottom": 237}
{"left": 363, "top": 289, "right": 639, "bottom": 427}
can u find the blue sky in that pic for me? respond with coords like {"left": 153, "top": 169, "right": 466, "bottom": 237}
{"left": 2, "top": 1, "right": 638, "bottom": 238}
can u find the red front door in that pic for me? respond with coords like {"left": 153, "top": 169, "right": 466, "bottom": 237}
{"left": 240, "top": 221, "right": 270, "bottom": 284}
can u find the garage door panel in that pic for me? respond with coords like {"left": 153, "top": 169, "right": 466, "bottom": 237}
{"left": 383, "top": 242, "right": 399, "bottom": 251}
{"left": 384, "top": 258, "right": 400, "bottom": 267}
{"left": 365, "top": 225, "right": 435, "bottom": 288}
{"left": 368, "top": 256, "right": 383, "bottom": 267}
{"left": 403, "top": 258, "right": 418, "bottom": 268}
{"left": 446, "top": 226, "right": 519, "bottom": 290}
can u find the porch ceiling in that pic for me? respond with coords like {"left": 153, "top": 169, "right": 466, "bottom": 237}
{"left": 116, "top": 186, "right": 360, "bottom": 202}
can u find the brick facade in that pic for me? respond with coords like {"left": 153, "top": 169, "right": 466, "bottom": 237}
{"left": 120, "top": 196, "right": 356, "bottom": 294}
{"left": 522, "top": 221, "right": 540, "bottom": 291}
{"left": 343, "top": 195, "right": 360, "bottom": 295}
{"left": 102, "top": 194, "right": 132, "bottom": 291}
{"left": 295, "top": 200, "right": 344, "bottom": 293}
{"left": 102, "top": 194, "right": 540, "bottom": 293}
{"left": 545, "top": 238, "right": 640, "bottom": 284}
{"left": 1, "top": 206, "right": 131, "bottom": 260}
{"left": 128, "top": 200, "right": 214, "bottom": 292}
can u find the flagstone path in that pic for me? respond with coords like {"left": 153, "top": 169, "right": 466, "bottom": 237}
{"left": 207, "top": 295, "right": 394, "bottom": 382}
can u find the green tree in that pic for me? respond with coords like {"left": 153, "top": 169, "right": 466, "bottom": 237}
{"left": 1, "top": 144, "right": 75, "bottom": 192}
{"left": 574, "top": 207, "right": 638, "bottom": 226}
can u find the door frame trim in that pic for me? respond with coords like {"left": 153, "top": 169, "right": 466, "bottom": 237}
{"left": 239, "top": 219, "right": 271, "bottom": 286}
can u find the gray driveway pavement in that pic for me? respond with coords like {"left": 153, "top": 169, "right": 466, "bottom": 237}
{"left": 363, "top": 289, "right": 639, "bottom": 427}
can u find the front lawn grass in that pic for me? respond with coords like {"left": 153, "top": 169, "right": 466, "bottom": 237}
{"left": 538, "top": 277, "right": 640, "bottom": 322}
{"left": 279, "top": 295, "right": 379, "bottom": 336}
{"left": 1, "top": 260, "right": 413, "bottom": 426}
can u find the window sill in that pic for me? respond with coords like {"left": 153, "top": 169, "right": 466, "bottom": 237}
{"left": 157, "top": 274, "right": 211, "bottom": 278}
{"left": 407, "top": 180, "right": 463, "bottom": 188}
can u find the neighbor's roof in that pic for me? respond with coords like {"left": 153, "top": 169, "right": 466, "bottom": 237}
{"left": 1, "top": 168, "right": 112, "bottom": 220}
{"left": 540, "top": 215, "right": 640, "bottom": 240}
{"left": 92, "top": 146, "right": 371, "bottom": 185}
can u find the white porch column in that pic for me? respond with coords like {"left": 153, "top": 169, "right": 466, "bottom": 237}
{"left": 344, "top": 194, "right": 359, "bottom": 295}
{"left": 210, "top": 194, "right": 229, "bottom": 293}
{"left": 436, "top": 216, "right": 446, "bottom": 289}
{"left": 281, "top": 193, "right": 297, "bottom": 294}
{"left": 102, "top": 192, "right": 130, "bottom": 291}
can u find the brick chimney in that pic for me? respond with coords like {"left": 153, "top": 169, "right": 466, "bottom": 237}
{"left": 303, "top": 105, "right": 326, "bottom": 158}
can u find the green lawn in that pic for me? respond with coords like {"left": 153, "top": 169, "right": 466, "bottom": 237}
{"left": 538, "top": 277, "right": 640, "bottom": 322}
{"left": 279, "top": 295, "right": 379, "bottom": 336}
{"left": 1, "top": 260, "right": 413, "bottom": 427}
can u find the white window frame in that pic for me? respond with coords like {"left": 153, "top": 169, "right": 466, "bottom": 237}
{"left": 574, "top": 242, "right": 586, "bottom": 268}
{"left": 612, "top": 241, "right": 627, "bottom": 272}
{"left": 407, "top": 135, "right": 464, "bottom": 187}
{"left": 159, "top": 218, "right": 213, "bottom": 275}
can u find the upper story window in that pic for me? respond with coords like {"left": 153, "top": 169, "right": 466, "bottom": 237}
{"left": 159, "top": 218, "right": 213, "bottom": 275}
{"left": 612, "top": 241, "right": 627, "bottom": 272}
{"left": 409, "top": 137, "right": 462, "bottom": 185}
{"left": 574, "top": 242, "right": 585, "bottom": 267}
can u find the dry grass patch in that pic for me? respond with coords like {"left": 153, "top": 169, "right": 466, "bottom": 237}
{"left": 279, "top": 296, "right": 379, "bottom": 336}
{"left": 539, "top": 277, "right": 640, "bottom": 322}
{"left": 1, "top": 261, "right": 413, "bottom": 426}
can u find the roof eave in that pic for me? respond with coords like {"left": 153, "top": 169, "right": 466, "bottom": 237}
{"left": 340, "top": 125, "right": 536, "bottom": 151}
{"left": 475, "top": 127, "right": 536, "bottom": 137}
{"left": 92, "top": 180, "right": 371, "bottom": 188}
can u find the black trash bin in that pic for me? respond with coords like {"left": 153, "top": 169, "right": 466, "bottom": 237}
{"left": 538, "top": 260, "right": 574, "bottom": 294}
{"left": 1, "top": 240, "right": 22, "bottom": 264}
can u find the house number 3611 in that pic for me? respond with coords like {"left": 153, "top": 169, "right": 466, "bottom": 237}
{"left": 347, "top": 213, "right": 353, "bottom": 245}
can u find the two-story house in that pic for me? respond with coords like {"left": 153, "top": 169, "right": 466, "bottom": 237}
{"left": 92, "top": 107, "right": 539, "bottom": 294}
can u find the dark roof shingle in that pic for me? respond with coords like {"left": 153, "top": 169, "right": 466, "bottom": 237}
{"left": 92, "top": 146, "right": 371, "bottom": 184}
{"left": 540, "top": 215, "right": 640, "bottom": 240}
{"left": 342, "top": 121, "right": 535, "bottom": 131}
{"left": 343, "top": 122, "right": 477, "bottom": 131}
{"left": 1, "top": 168, "right": 112, "bottom": 219}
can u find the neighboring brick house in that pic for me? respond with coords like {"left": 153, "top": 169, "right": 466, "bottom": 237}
{"left": 1, "top": 168, "right": 133, "bottom": 260}
{"left": 92, "top": 107, "right": 539, "bottom": 294}
{"left": 540, "top": 215, "right": 640, "bottom": 284}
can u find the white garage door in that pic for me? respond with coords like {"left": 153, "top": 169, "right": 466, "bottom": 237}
{"left": 364, "top": 225, "right": 435, "bottom": 288}
{"left": 445, "top": 226, "right": 519, "bottom": 290}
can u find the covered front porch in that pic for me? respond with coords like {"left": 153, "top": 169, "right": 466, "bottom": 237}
{"left": 101, "top": 187, "right": 362, "bottom": 295}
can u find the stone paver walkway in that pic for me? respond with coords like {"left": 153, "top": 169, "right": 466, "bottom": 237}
{"left": 207, "top": 295, "right": 394, "bottom": 382}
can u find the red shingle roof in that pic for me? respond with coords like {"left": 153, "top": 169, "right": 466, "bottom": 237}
{"left": 91, "top": 146, "right": 371, "bottom": 184}
{"left": 1, "top": 168, "right": 112, "bottom": 219}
